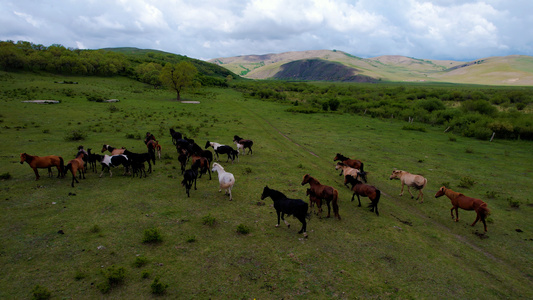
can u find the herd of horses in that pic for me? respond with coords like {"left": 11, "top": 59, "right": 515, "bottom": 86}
{"left": 20, "top": 128, "right": 490, "bottom": 238}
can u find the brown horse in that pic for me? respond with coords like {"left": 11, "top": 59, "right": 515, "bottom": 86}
{"left": 101, "top": 144, "right": 125, "bottom": 155}
{"left": 346, "top": 175, "right": 380, "bottom": 216}
{"left": 389, "top": 169, "right": 427, "bottom": 203}
{"left": 333, "top": 153, "right": 367, "bottom": 182}
{"left": 20, "top": 153, "right": 65, "bottom": 180}
{"left": 435, "top": 186, "right": 490, "bottom": 232}
{"left": 65, "top": 152, "right": 86, "bottom": 187}
{"left": 305, "top": 188, "right": 321, "bottom": 214}
{"left": 301, "top": 174, "right": 340, "bottom": 220}
{"left": 191, "top": 153, "right": 211, "bottom": 180}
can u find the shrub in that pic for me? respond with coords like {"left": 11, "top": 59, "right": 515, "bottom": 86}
{"left": 31, "top": 285, "right": 51, "bottom": 300}
{"left": 98, "top": 265, "right": 126, "bottom": 293}
{"left": 142, "top": 228, "right": 162, "bottom": 244}
{"left": 186, "top": 236, "right": 196, "bottom": 243}
{"left": 458, "top": 176, "right": 475, "bottom": 188}
{"left": 508, "top": 197, "right": 520, "bottom": 208}
{"left": 74, "top": 270, "right": 86, "bottom": 281}
{"left": 402, "top": 124, "right": 426, "bottom": 132}
{"left": 89, "top": 224, "right": 101, "bottom": 233}
{"left": 64, "top": 130, "right": 86, "bottom": 141}
{"left": 141, "top": 270, "right": 151, "bottom": 279}
{"left": 202, "top": 214, "right": 216, "bottom": 227}
{"left": 133, "top": 256, "right": 149, "bottom": 268}
{"left": 0, "top": 172, "right": 12, "bottom": 180}
{"left": 485, "top": 191, "right": 498, "bottom": 199}
{"left": 151, "top": 276, "right": 168, "bottom": 295}
{"left": 236, "top": 224, "right": 250, "bottom": 235}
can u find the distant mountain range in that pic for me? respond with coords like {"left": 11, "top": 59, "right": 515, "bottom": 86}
{"left": 208, "top": 50, "right": 533, "bottom": 85}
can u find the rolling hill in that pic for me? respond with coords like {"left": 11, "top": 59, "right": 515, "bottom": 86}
{"left": 209, "top": 50, "right": 533, "bottom": 85}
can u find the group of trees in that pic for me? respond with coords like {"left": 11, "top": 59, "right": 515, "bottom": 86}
{"left": 0, "top": 40, "right": 234, "bottom": 100}
{"left": 232, "top": 81, "right": 533, "bottom": 141}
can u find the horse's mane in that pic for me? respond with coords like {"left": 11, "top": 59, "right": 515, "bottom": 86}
{"left": 336, "top": 153, "right": 349, "bottom": 160}
{"left": 266, "top": 187, "right": 287, "bottom": 200}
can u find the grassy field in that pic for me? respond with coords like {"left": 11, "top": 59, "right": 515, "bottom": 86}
{"left": 1, "top": 71, "right": 532, "bottom": 299}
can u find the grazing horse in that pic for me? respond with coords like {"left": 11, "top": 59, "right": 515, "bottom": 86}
{"left": 65, "top": 152, "right": 85, "bottom": 187}
{"left": 101, "top": 144, "right": 125, "bottom": 155}
{"left": 169, "top": 128, "right": 182, "bottom": 145}
{"left": 301, "top": 174, "right": 340, "bottom": 220}
{"left": 335, "top": 162, "right": 363, "bottom": 187}
{"left": 20, "top": 153, "right": 65, "bottom": 180}
{"left": 435, "top": 186, "right": 490, "bottom": 232}
{"left": 182, "top": 160, "right": 200, "bottom": 197}
{"left": 389, "top": 169, "right": 427, "bottom": 203}
{"left": 261, "top": 186, "right": 309, "bottom": 237}
{"left": 123, "top": 150, "right": 153, "bottom": 173}
{"left": 346, "top": 175, "right": 381, "bottom": 216}
{"left": 211, "top": 163, "right": 235, "bottom": 200}
{"left": 333, "top": 153, "right": 367, "bottom": 182}
{"left": 233, "top": 135, "right": 253, "bottom": 155}
{"left": 98, "top": 154, "right": 130, "bottom": 177}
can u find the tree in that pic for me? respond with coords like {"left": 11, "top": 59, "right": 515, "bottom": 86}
{"left": 160, "top": 61, "right": 198, "bottom": 101}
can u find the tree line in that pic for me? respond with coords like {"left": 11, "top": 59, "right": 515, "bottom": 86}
{"left": 232, "top": 81, "right": 533, "bottom": 141}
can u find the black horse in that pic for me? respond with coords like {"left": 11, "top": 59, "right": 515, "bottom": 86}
{"left": 169, "top": 128, "right": 182, "bottom": 145}
{"left": 182, "top": 160, "right": 200, "bottom": 197}
{"left": 123, "top": 149, "right": 153, "bottom": 173}
{"left": 215, "top": 145, "right": 239, "bottom": 163}
{"left": 260, "top": 186, "right": 309, "bottom": 237}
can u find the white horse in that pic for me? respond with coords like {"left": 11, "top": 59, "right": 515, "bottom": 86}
{"left": 389, "top": 169, "right": 427, "bottom": 203}
{"left": 211, "top": 163, "right": 235, "bottom": 200}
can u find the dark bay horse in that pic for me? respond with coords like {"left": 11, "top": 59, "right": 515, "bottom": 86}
{"left": 65, "top": 152, "right": 86, "bottom": 187}
{"left": 333, "top": 153, "right": 367, "bottom": 182}
{"left": 301, "top": 174, "right": 340, "bottom": 220}
{"left": 261, "top": 186, "right": 309, "bottom": 237}
{"left": 435, "top": 186, "right": 490, "bottom": 232}
{"left": 346, "top": 175, "right": 381, "bottom": 216}
{"left": 20, "top": 153, "right": 65, "bottom": 180}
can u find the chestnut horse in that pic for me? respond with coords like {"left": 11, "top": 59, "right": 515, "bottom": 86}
{"left": 65, "top": 152, "right": 86, "bottom": 187}
{"left": 301, "top": 174, "right": 340, "bottom": 220}
{"left": 333, "top": 153, "right": 367, "bottom": 182}
{"left": 346, "top": 175, "right": 380, "bottom": 216}
{"left": 389, "top": 169, "right": 427, "bottom": 203}
{"left": 435, "top": 186, "right": 490, "bottom": 232}
{"left": 20, "top": 153, "right": 65, "bottom": 180}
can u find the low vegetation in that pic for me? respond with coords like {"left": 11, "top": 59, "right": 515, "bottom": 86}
{"left": 0, "top": 71, "right": 531, "bottom": 299}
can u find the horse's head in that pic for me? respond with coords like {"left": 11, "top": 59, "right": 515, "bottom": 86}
{"left": 20, "top": 153, "right": 27, "bottom": 164}
{"left": 435, "top": 186, "right": 447, "bottom": 198}
{"left": 389, "top": 170, "right": 402, "bottom": 180}
{"left": 335, "top": 162, "right": 345, "bottom": 170}
{"left": 101, "top": 144, "right": 108, "bottom": 153}
{"left": 233, "top": 135, "right": 242, "bottom": 142}
{"left": 260, "top": 186, "right": 270, "bottom": 200}
{"left": 211, "top": 162, "right": 220, "bottom": 172}
{"left": 333, "top": 153, "right": 344, "bottom": 161}
{"left": 301, "top": 174, "right": 310, "bottom": 185}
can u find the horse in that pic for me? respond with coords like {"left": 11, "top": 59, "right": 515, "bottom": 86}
{"left": 261, "top": 186, "right": 309, "bottom": 237}
{"left": 333, "top": 153, "right": 367, "bottom": 182}
{"left": 86, "top": 148, "right": 99, "bottom": 173}
{"left": 101, "top": 144, "right": 125, "bottom": 155}
{"left": 233, "top": 135, "right": 253, "bottom": 155}
{"left": 144, "top": 132, "right": 156, "bottom": 145}
{"left": 65, "top": 152, "right": 85, "bottom": 187}
{"left": 191, "top": 153, "right": 211, "bottom": 180}
{"left": 306, "top": 188, "right": 322, "bottom": 215}
{"left": 146, "top": 139, "right": 160, "bottom": 162}
{"left": 98, "top": 154, "right": 130, "bottom": 177}
{"left": 178, "top": 152, "right": 188, "bottom": 174}
{"left": 215, "top": 145, "right": 239, "bottom": 163}
{"left": 211, "top": 163, "right": 235, "bottom": 200}
{"left": 301, "top": 174, "right": 340, "bottom": 220}
{"left": 169, "top": 128, "right": 182, "bottom": 145}
{"left": 205, "top": 141, "right": 224, "bottom": 159}
{"left": 182, "top": 160, "right": 200, "bottom": 197}
{"left": 346, "top": 175, "right": 381, "bottom": 216}
{"left": 389, "top": 169, "right": 427, "bottom": 203}
{"left": 435, "top": 186, "right": 490, "bottom": 232}
{"left": 20, "top": 153, "right": 65, "bottom": 180}
{"left": 335, "top": 162, "right": 363, "bottom": 187}
{"left": 131, "top": 159, "right": 147, "bottom": 178}
{"left": 123, "top": 149, "right": 153, "bottom": 173}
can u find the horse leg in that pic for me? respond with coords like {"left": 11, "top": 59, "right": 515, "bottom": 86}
{"left": 148, "top": 160, "right": 152, "bottom": 173}
{"left": 326, "top": 199, "right": 331, "bottom": 218}
{"left": 228, "top": 187, "right": 232, "bottom": 200}
{"left": 407, "top": 186, "right": 414, "bottom": 199}
{"left": 275, "top": 211, "right": 281, "bottom": 227}
{"left": 33, "top": 168, "right": 40, "bottom": 180}
{"left": 282, "top": 213, "right": 290, "bottom": 228}
{"left": 399, "top": 182, "right": 404, "bottom": 196}
{"left": 297, "top": 216, "right": 307, "bottom": 237}
{"left": 193, "top": 178, "right": 197, "bottom": 190}
{"left": 418, "top": 189, "right": 424, "bottom": 203}
{"left": 471, "top": 213, "right": 480, "bottom": 227}
{"left": 356, "top": 194, "right": 362, "bottom": 207}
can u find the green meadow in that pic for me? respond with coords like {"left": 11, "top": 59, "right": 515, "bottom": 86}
{"left": 1, "top": 71, "right": 532, "bottom": 299}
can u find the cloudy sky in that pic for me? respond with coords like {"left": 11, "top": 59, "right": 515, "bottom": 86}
{"left": 1, "top": 0, "right": 531, "bottom": 61}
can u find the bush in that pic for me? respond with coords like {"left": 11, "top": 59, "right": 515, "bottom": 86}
{"left": 98, "top": 265, "right": 126, "bottom": 293}
{"left": 402, "top": 124, "right": 426, "bottom": 132}
{"left": 0, "top": 172, "right": 12, "bottom": 180}
{"left": 151, "top": 276, "right": 168, "bottom": 295}
{"left": 142, "top": 228, "right": 162, "bottom": 244}
{"left": 458, "top": 176, "right": 475, "bottom": 188}
{"left": 64, "top": 130, "right": 86, "bottom": 141}
{"left": 31, "top": 285, "right": 51, "bottom": 300}
{"left": 202, "top": 214, "right": 216, "bottom": 227}
{"left": 236, "top": 224, "right": 250, "bottom": 235}
{"left": 133, "top": 256, "right": 149, "bottom": 268}
{"left": 508, "top": 197, "right": 520, "bottom": 208}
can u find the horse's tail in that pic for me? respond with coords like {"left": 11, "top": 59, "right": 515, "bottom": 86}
{"left": 59, "top": 157, "right": 65, "bottom": 177}
{"left": 332, "top": 189, "right": 341, "bottom": 220}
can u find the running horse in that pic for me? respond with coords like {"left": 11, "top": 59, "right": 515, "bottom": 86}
{"left": 389, "top": 169, "right": 427, "bottom": 203}
{"left": 261, "top": 186, "right": 309, "bottom": 237}
{"left": 333, "top": 153, "right": 367, "bottom": 182}
{"left": 435, "top": 186, "right": 490, "bottom": 232}
{"left": 65, "top": 151, "right": 86, "bottom": 187}
{"left": 20, "top": 153, "right": 65, "bottom": 180}
{"left": 301, "top": 174, "right": 340, "bottom": 220}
